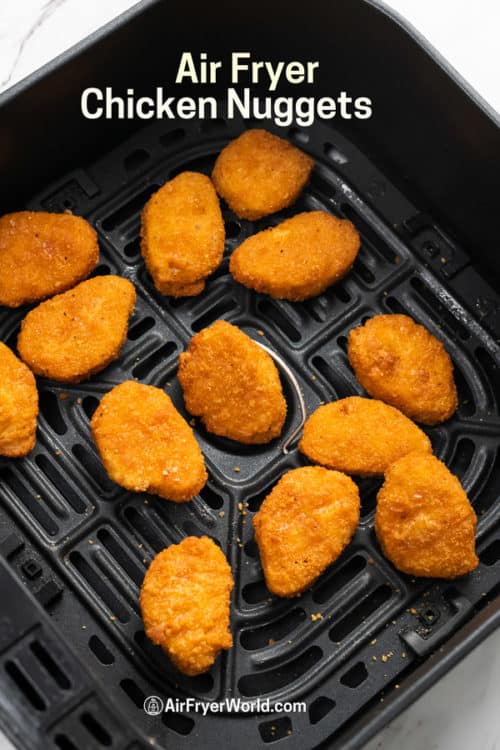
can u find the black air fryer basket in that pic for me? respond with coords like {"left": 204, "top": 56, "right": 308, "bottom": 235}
{"left": 1, "top": 1, "right": 500, "bottom": 749}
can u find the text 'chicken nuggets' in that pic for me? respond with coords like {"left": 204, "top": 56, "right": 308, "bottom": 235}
{"left": 348, "top": 314, "right": 458, "bottom": 425}
{"left": 375, "top": 453, "right": 478, "bottom": 578}
{"left": 140, "top": 536, "right": 233, "bottom": 675}
{"left": 212, "top": 129, "right": 314, "bottom": 220}
{"left": 0, "top": 211, "right": 99, "bottom": 307}
{"left": 18, "top": 276, "right": 136, "bottom": 383}
{"left": 178, "top": 320, "right": 286, "bottom": 444}
{"left": 230, "top": 211, "right": 360, "bottom": 301}
{"left": 0, "top": 342, "right": 38, "bottom": 457}
{"left": 141, "top": 171, "right": 225, "bottom": 297}
{"left": 300, "top": 397, "right": 432, "bottom": 476}
{"left": 91, "top": 381, "right": 207, "bottom": 502}
{"left": 253, "top": 466, "right": 360, "bottom": 597}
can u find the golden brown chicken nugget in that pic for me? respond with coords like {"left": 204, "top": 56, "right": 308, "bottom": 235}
{"left": 375, "top": 453, "right": 478, "bottom": 578}
{"left": 0, "top": 211, "right": 99, "bottom": 308}
{"left": 91, "top": 381, "right": 207, "bottom": 502}
{"left": 141, "top": 171, "right": 225, "bottom": 297}
{"left": 140, "top": 536, "right": 233, "bottom": 675}
{"left": 212, "top": 129, "right": 314, "bottom": 220}
{"left": 253, "top": 467, "right": 360, "bottom": 597}
{"left": 178, "top": 320, "right": 286, "bottom": 444}
{"left": 0, "top": 342, "right": 38, "bottom": 457}
{"left": 17, "top": 276, "right": 136, "bottom": 384}
{"left": 230, "top": 211, "right": 360, "bottom": 301}
{"left": 348, "top": 314, "right": 457, "bottom": 425}
{"left": 299, "top": 397, "right": 432, "bottom": 476}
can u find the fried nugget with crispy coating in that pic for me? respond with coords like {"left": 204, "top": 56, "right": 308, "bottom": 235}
{"left": 0, "top": 211, "right": 99, "bottom": 308}
{"left": 178, "top": 320, "right": 286, "bottom": 444}
{"left": 348, "top": 314, "right": 457, "bottom": 425}
{"left": 375, "top": 453, "right": 478, "bottom": 578}
{"left": 141, "top": 172, "right": 225, "bottom": 297}
{"left": 91, "top": 381, "right": 207, "bottom": 502}
{"left": 140, "top": 536, "right": 233, "bottom": 675}
{"left": 0, "top": 342, "right": 38, "bottom": 457}
{"left": 299, "top": 397, "right": 432, "bottom": 476}
{"left": 212, "top": 129, "right": 314, "bottom": 220}
{"left": 17, "top": 276, "right": 136, "bottom": 384}
{"left": 253, "top": 467, "right": 360, "bottom": 597}
{"left": 230, "top": 211, "right": 360, "bottom": 301}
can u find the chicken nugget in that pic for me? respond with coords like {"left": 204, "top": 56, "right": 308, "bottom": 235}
{"left": 0, "top": 211, "right": 98, "bottom": 308}
{"left": 0, "top": 342, "right": 38, "bottom": 457}
{"left": 140, "top": 536, "right": 233, "bottom": 675}
{"left": 178, "top": 320, "right": 286, "bottom": 444}
{"left": 91, "top": 381, "right": 207, "bottom": 502}
{"left": 17, "top": 276, "right": 136, "bottom": 384}
{"left": 299, "top": 397, "right": 432, "bottom": 476}
{"left": 375, "top": 453, "right": 478, "bottom": 578}
{"left": 230, "top": 211, "right": 360, "bottom": 301}
{"left": 141, "top": 172, "right": 225, "bottom": 297}
{"left": 253, "top": 466, "right": 360, "bottom": 597}
{"left": 348, "top": 314, "right": 457, "bottom": 425}
{"left": 212, "top": 129, "right": 314, "bottom": 220}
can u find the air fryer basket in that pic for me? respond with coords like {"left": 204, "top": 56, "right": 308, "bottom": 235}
{"left": 1, "top": 2, "right": 500, "bottom": 750}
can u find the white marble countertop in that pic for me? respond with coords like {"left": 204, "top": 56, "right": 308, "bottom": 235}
{"left": 0, "top": 1, "right": 499, "bottom": 749}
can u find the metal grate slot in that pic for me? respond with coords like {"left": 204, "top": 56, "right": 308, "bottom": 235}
{"left": 80, "top": 712, "right": 112, "bottom": 746}
{"left": 5, "top": 661, "right": 46, "bottom": 711}
{"left": 238, "top": 646, "right": 323, "bottom": 696}
{"left": 259, "top": 717, "right": 292, "bottom": 743}
{"left": 30, "top": 640, "right": 71, "bottom": 690}
{"left": 35, "top": 455, "right": 87, "bottom": 514}
{"left": 101, "top": 185, "right": 160, "bottom": 232}
{"left": 309, "top": 696, "right": 335, "bottom": 725}
{"left": 88, "top": 635, "right": 114, "bottom": 666}
{"left": 312, "top": 555, "right": 367, "bottom": 604}
{"left": 69, "top": 551, "right": 130, "bottom": 623}
{"left": 340, "top": 661, "right": 368, "bottom": 688}
{"left": 39, "top": 391, "right": 68, "bottom": 435}
{"left": 329, "top": 584, "right": 393, "bottom": 642}
{"left": 240, "top": 609, "right": 307, "bottom": 651}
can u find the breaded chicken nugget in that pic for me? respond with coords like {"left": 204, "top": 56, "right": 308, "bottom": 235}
{"left": 230, "top": 211, "right": 360, "bottom": 301}
{"left": 141, "top": 172, "right": 225, "bottom": 297}
{"left": 0, "top": 342, "right": 38, "bottom": 457}
{"left": 91, "top": 381, "right": 207, "bottom": 502}
{"left": 0, "top": 211, "right": 98, "bottom": 308}
{"left": 375, "top": 453, "right": 478, "bottom": 578}
{"left": 212, "top": 129, "right": 314, "bottom": 220}
{"left": 253, "top": 467, "right": 360, "bottom": 597}
{"left": 299, "top": 397, "right": 432, "bottom": 476}
{"left": 140, "top": 536, "right": 233, "bottom": 675}
{"left": 17, "top": 276, "right": 136, "bottom": 384}
{"left": 348, "top": 314, "right": 457, "bottom": 425}
{"left": 178, "top": 320, "right": 286, "bottom": 444}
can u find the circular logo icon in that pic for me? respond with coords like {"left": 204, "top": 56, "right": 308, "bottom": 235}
{"left": 144, "top": 696, "right": 164, "bottom": 716}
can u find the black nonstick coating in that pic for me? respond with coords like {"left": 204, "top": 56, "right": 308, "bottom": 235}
{"left": 0, "top": 116, "right": 499, "bottom": 750}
